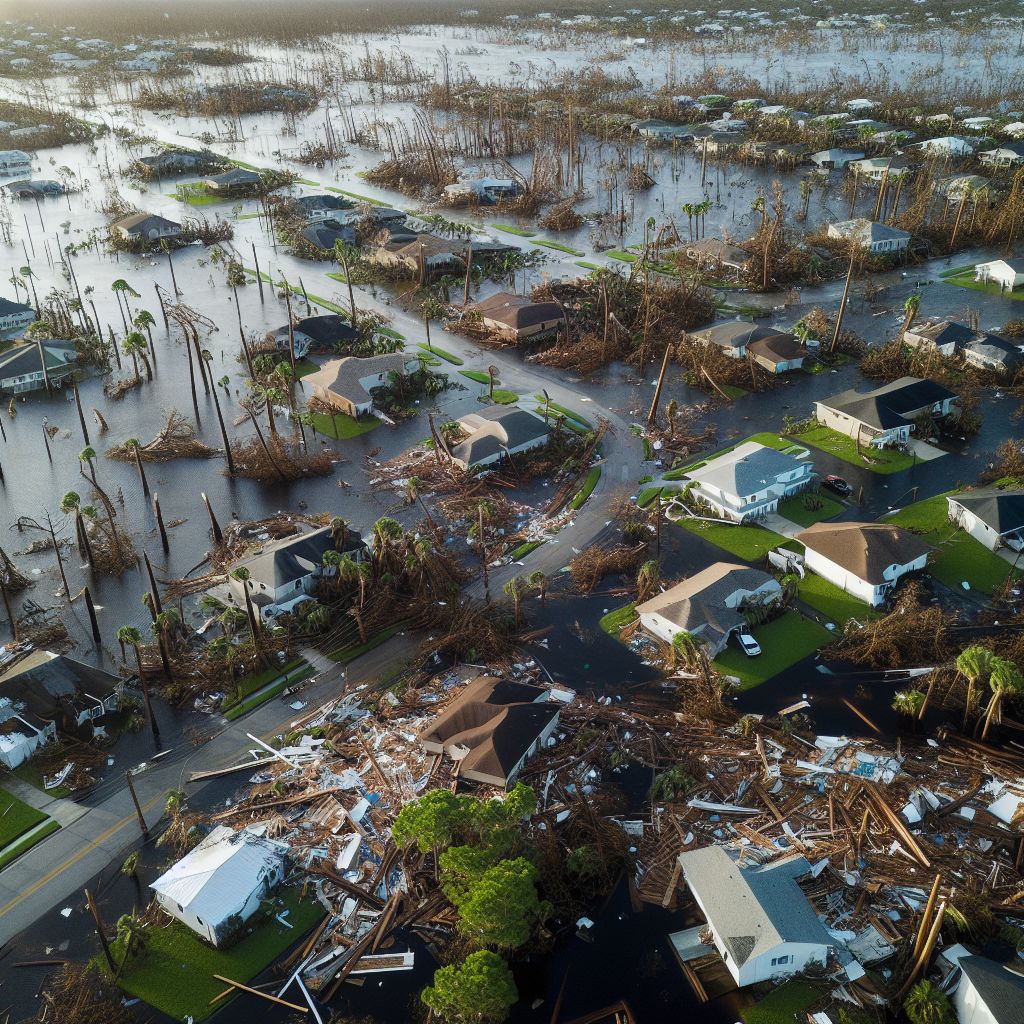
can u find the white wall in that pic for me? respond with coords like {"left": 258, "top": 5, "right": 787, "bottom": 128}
{"left": 953, "top": 974, "right": 999, "bottom": 1024}
{"left": 803, "top": 548, "right": 927, "bottom": 607}
{"left": 950, "top": 505, "right": 1001, "bottom": 551}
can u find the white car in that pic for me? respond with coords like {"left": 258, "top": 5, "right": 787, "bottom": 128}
{"left": 736, "top": 630, "right": 761, "bottom": 657}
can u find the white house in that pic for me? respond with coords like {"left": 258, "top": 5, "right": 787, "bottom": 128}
{"left": 979, "top": 143, "right": 1024, "bottom": 168}
{"left": 808, "top": 148, "right": 864, "bottom": 170}
{"left": 448, "top": 406, "right": 552, "bottom": 470}
{"left": 975, "top": 259, "right": 1024, "bottom": 292}
{"left": 827, "top": 219, "right": 911, "bottom": 255}
{"left": 684, "top": 441, "right": 814, "bottom": 522}
{"left": 151, "top": 826, "right": 289, "bottom": 947}
{"left": 0, "top": 696, "right": 56, "bottom": 769}
{"left": 947, "top": 490, "right": 1024, "bottom": 552}
{"left": 636, "top": 562, "right": 782, "bottom": 655}
{"left": 913, "top": 136, "right": 974, "bottom": 157}
{"left": 686, "top": 320, "right": 783, "bottom": 359}
{"left": 847, "top": 157, "right": 912, "bottom": 183}
{"left": 814, "top": 376, "right": 958, "bottom": 448}
{"left": 225, "top": 525, "right": 365, "bottom": 619}
{"left": 674, "top": 847, "right": 856, "bottom": 987}
{"left": 796, "top": 522, "right": 932, "bottom": 606}
{"left": 0, "top": 151, "right": 32, "bottom": 177}
{"left": 0, "top": 297, "right": 36, "bottom": 337}
{"left": 952, "top": 955, "right": 1024, "bottom": 1024}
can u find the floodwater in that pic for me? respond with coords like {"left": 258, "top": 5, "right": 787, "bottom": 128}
{"left": 0, "top": 20, "right": 1022, "bottom": 1024}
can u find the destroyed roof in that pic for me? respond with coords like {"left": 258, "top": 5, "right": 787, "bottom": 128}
{"left": 819, "top": 376, "right": 957, "bottom": 429}
{"left": 905, "top": 319, "right": 977, "bottom": 348}
{"left": 828, "top": 218, "right": 911, "bottom": 245}
{"left": 238, "top": 525, "right": 364, "bottom": 588}
{"left": 958, "top": 956, "right": 1024, "bottom": 1024}
{"left": 305, "top": 353, "right": 409, "bottom": 406}
{"left": 746, "top": 333, "right": 808, "bottom": 363}
{"left": 948, "top": 489, "right": 1024, "bottom": 535}
{"left": 688, "top": 320, "right": 781, "bottom": 349}
{"left": 678, "top": 847, "right": 835, "bottom": 966}
{"left": 150, "top": 825, "right": 285, "bottom": 924}
{"left": 796, "top": 522, "right": 933, "bottom": 582}
{"left": 0, "top": 650, "right": 118, "bottom": 719}
{"left": 418, "top": 675, "right": 558, "bottom": 785}
{"left": 685, "top": 441, "right": 807, "bottom": 497}
{"left": 472, "top": 291, "right": 563, "bottom": 330}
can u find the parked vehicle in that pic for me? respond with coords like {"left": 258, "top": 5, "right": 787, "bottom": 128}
{"left": 823, "top": 474, "right": 853, "bottom": 496}
{"left": 736, "top": 630, "right": 761, "bottom": 657}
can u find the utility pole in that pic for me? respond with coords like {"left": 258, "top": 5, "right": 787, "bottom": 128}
{"left": 124, "top": 768, "right": 150, "bottom": 841}
{"left": 478, "top": 503, "right": 490, "bottom": 603}
{"left": 85, "top": 887, "right": 116, "bottom": 972}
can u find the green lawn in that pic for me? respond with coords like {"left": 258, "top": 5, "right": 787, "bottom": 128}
{"left": 0, "top": 788, "right": 48, "bottom": 847}
{"left": 533, "top": 239, "right": 586, "bottom": 256}
{"left": 107, "top": 888, "right": 324, "bottom": 1022}
{"left": 224, "top": 662, "right": 317, "bottom": 721}
{"left": 600, "top": 602, "right": 636, "bottom": 636}
{"left": 310, "top": 411, "right": 380, "bottom": 439}
{"left": 714, "top": 611, "right": 831, "bottom": 689}
{"left": 637, "top": 486, "right": 663, "bottom": 508}
{"left": 605, "top": 249, "right": 639, "bottom": 263}
{"left": 329, "top": 621, "right": 407, "bottom": 664}
{"left": 570, "top": 466, "right": 602, "bottom": 510}
{"left": 9, "top": 761, "right": 72, "bottom": 799}
{"left": 675, "top": 517, "right": 788, "bottom": 561}
{"left": 741, "top": 980, "right": 824, "bottom": 1024}
{"left": 509, "top": 539, "right": 544, "bottom": 561}
{"left": 777, "top": 493, "right": 844, "bottom": 527}
{"left": 719, "top": 383, "right": 749, "bottom": 399}
{"left": 886, "top": 494, "right": 1020, "bottom": 594}
{"left": 575, "top": 260, "right": 601, "bottom": 271}
{"left": 532, "top": 396, "right": 593, "bottom": 430}
{"left": 798, "top": 571, "right": 875, "bottom": 625}
{"left": 491, "top": 389, "right": 518, "bottom": 405}
{"left": 460, "top": 369, "right": 490, "bottom": 384}
{"left": 418, "top": 343, "right": 463, "bottom": 365}
{"left": 293, "top": 358, "right": 319, "bottom": 378}
{"left": 493, "top": 223, "right": 536, "bottom": 237}
{"left": 325, "top": 186, "right": 389, "bottom": 206}
{"left": 0, "top": 819, "right": 59, "bottom": 870}
{"left": 792, "top": 425, "right": 916, "bottom": 474}
{"left": 172, "top": 183, "right": 222, "bottom": 206}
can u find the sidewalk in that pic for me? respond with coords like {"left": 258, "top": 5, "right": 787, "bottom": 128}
{"left": 2, "top": 775, "right": 90, "bottom": 828}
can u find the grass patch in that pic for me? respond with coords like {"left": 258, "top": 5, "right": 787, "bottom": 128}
{"left": 107, "top": 887, "right": 324, "bottom": 1023}
{"left": 225, "top": 657, "right": 306, "bottom": 707}
{"left": 223, "top": 663, "right": 316, "bottom": 721}
{"left": 533, "top": 396, "right": 593, "bottom": 430}
{"left": 329, "top": 621, "right": 407, "bottom": 664}
{"left": 0, "top": 818, "right": 59, "bottom": 870}
{"left": 939, "top": 263, "right": 975, "bottom": 278}
{"left": 491, "top": 388, "right": 518, "bottom": 405}
{"left": 533, "top": 239, "right": 586, "bottom": 256}
{"left": 605, "top": 249, "right": 639, "bottom": 262}
{"left": 944, "top": 270, "right": 1024, "bottom": 300}
{"left": 778, "top": 493, "right": 844, "bottom": 527}
{"left": 570, "top": 466, "right": 602, "bottom": 510}
{"left": 493, "top": 223, "right": 536, "bottom": 237}
{"left": 325, "top": 186, "right": 388, "bottom": 206}
{"left": 741, "top": 980, "right": 824, "bottom": 1024}
{"left": 637, "top": 486, "right": 663, "bottom": 508}
{"left": 575, "top": 260, "right": 601, "bottom": 270}
{"left": 419, "top": 343, "right": 462, "bottom": 364}
{"left": 460, "top": 369, "right": 490, "bottom": 384}
{"left": 172, "top": 183, "right": 221, "bottom": 206}
{"left": 793, "top": 424, "right": 917, "bottom": 474}
{"left": 310, "top": 412, "right": 380, "bottom": 440}
{"left": 0, "top": 788, "right": 48, "bottom": 847}
{"left": 600, "top": 602, "right": 636, "bottom": 636}
{"left": 509, "top": 540, "right": 544, "bottom": 561}
{"left": 9, "top": 761, "right": 72, "bottom": 799}
{"left": 798, "top": 571, "right": 876, "bottom": 625}
{"left": 886, "top": 494, "right": 1021, "bottom": 594}
{"left": 293, "top": 358, "right": 319, "bottom": 378}
{"left": 719, "top": 383, "right": 749, "bottom": 399}
{"left": 714, "top": 611, "right": 831, "bottom": 689}
{"left": 675, "top": 517, "right": 788, "bottom": 561}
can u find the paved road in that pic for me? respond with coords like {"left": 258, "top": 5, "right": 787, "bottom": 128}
{"left": 0, "top": 631, "right": 420, "bottom": 946}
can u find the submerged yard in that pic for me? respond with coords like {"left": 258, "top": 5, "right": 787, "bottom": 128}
{"left": 792, "top": 425, "right": 917, "bottom": 474}
{"left": 713, "top": 611, "right": 831, "bottom": 689}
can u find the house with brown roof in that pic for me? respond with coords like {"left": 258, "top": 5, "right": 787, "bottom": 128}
{"left": 447, "top": 406, "right": 552, "bottom": 470}
{"left": 470, "top": 292, "right": 564, "bottom": 342}
{"left": 417, "top": 675, "right": 560, "bottom": 788}
{"left": 371, "top": 234, "right": 464, "bottom": 275}
{"left": 305, "top": 353, "right": 413, "bottom": 418}
{"left": 747, "top": 333, "right": 809, "bottom": 373}
{"left": 683, "top": 237, "right": 751, "bottom": 276}
{"left": 636, "top": 562, "right": 782, "bottom": 655}
{"left": 687, "top": 320, "right": 788, "bottom": 360}
{"left": 111, "top": 212, "right": 182, "bottom": 245}
{"left": 795, "top": 522, "right": 932, "bottom": 607}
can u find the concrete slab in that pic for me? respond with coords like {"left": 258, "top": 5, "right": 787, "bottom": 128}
{"left": 909, "top": 439, "right": 946, "bottom": 461}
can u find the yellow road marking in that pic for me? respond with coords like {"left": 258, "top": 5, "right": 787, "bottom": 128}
{"left": 0, "top": 789, "right": 164, "bottom": 919}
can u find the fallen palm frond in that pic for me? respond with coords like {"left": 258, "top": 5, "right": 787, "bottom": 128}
{"left": 569, "top": 542, "right": 648, "bottom": 594}
{"left": 102, "top": 375, "right": 143, "bottom": 401}
{"left": 106, "top": 410, "right": 219, "bottom": 462}
{"left": 539, "top": 196, "right": 585, "bottom": 231}
{"left": 230, "top": 431, "right": 335, "bottom": 483}
{"left": 22, "top": 961, "right": 137, "bottom": 1024}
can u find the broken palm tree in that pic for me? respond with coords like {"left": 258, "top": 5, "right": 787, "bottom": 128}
{"left": 106, "top": 410, "right": 219, "bottom": 462}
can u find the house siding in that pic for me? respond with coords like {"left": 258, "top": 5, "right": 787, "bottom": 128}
{"left": 803, "top": 548, "right": 928, "bottom": 606}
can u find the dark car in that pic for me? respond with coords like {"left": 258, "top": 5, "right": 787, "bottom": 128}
{"left": 823, "top": 474, "right": 853, "bottom": 497}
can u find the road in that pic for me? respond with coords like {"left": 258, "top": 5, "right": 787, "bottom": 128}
{"left": 0, "top": 631, "right": 420, "bottom": 946}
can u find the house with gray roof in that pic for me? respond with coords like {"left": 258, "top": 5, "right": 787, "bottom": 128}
{"left": 636, "top": 562, "right": 782, "bottom": 655}
{"left": 111, "top": 212, "right": 182, "bottom": 246}
{"left": 305, "top": 353, "right": 414, "bottom": 418}
{"left": 827, "top": 218, "right": 911, "bottom": 255}
{"left": 684, "top": 441, "right": 813, "bottom": 522}
{"left": 962, "top": 333, "right": 1023, "bottom": 375}
{"left": 947, "top": 489, "right": 1024, "bottom": 552}
{"left": 204, "top": 167, "right": 261, "bottom": 196}
{"left": 675, "top": 846, "right": 857, "bottom": 987}
{"left": 686, "top": 320, "right": 786, "bottom": 359}
{"left": 0, "top": 340, "right": 75, "bottom": 389}
{"left": 953, "top": 955, "right": 1024, "bottom": 1024}
{"left": 814, "top": 376, "right": 958, "bottom": 448}
{"left": 903, "top": 319, "right": 977, "bottom": 357}
{"left": 448, "top": 406, "right": 552, "bottom": 470}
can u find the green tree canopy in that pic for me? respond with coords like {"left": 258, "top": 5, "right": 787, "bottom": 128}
{"left": 422, "top": 950, "right": 518, "bottom": 1024}
{"left": 451, "top": 856, "right": 546, "bottom": 950}
{"left": 903, "top": 979, "right": 955, "bottom": 1024}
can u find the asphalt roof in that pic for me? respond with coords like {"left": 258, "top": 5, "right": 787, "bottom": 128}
{"left": 904, "top": 319, "right": 977, "bottom": 348}
{"left": 948, "top": 489, "right": 1024, "bottom": 534}
{"left": 689, "top": 320, "right": 784, "bottom": 349}
{"left": 796, "top": 522, "right": 933, "bottom": 583}
{"left": 958, "top": 956, "right": 1024, "bottom": 1024}
{"left": 306, "top": 353, "right": 408, "bottom": 406}
{"left": 747, "top": 334, "right": 808, "bottom": 363}
{"left": 301, "top": 222, "right": 355, "bottom": 251}
{"left": 828, "top": 218, "right": 912, "bottom": 244}
{"left": 112, "top": 212, "right": 180, "bottom": 233}
{"left": 678, "top": 847, "right": 834, "bottom": 966}
{"left": 473, "top": 291, "right": 563, "bottom": 330}
{"left": 450, "top": 406, "right": 551, "bottom": 467}
{"left": 0, "top": 341, "right": 76, "bottom": 376}
{"left": 0, "top": 297, "right": 34, "bottom": 317}
{"left": 0, "top": 651, "right": 119, "bottom": 720}
{"left": 819, "top": 376, "right": 957, "bottom": 430}
{"left": 685, "top": 441, "right": 808, "bottom": 498}
{"left": 239, "top": 525, "right": 364, "bottom": 589}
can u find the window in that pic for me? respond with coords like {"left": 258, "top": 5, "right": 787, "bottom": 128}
{"left": 771, "top": 955, "right": 791, "bottom": 967}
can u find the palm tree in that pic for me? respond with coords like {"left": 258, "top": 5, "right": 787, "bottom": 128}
{"left": 230, "top": 567, "right": 261, "bottom": 645}
{"left": 665, "top": 398, "right": 679, "bottom": 439}
{"left": 330, "top": 516, "right": 351, "bottom": 551}
{"left": 111, "top": 278, "right": 141, "bottom": 332}
{"left": 19, "top": 265, "right": 39, "bottom": 309}
{"left": 670, "top": 630, "right": 700, "bottom": 669}
{"left": 122, "top": 331, "right": 151, "bottom": 382}
{"left": 371, "top": 516, "right": 403, "bottom": 578}
{"left": 503, "top": 575, "right": 528, "bottom": 628}
{"left": 900, "top": 293, "right": 922, "bottom": 337}
{"left": 980, "top": 656, "right": 1023, "bottom": 739}
{"left": 79, "top": 445, "right": 98, "bottom": 485}
{"left": 114, "top": 912, "right": 147, "bottom": 980}
{"left": 133, "top": 308, "right": 156, "bottom": 347}
{"left": 60, "top": 490, "right": 94, "bottom": 567}
{"left": 321, "top": 549, "right": 343, "bottom": 592}
{"left": 117, "top": 625, "right": 159, "bottom": 742}
{"left": 528, "top": 569, "right": 548, "bottom": 606}
{"left": 636, "top": 559, "right": 660, "bottom": 603}
{"left": 892, "top": 689, "right": 926, "bottom": 718}
{"left": 956, "top": 644, "right": 994, "bottom": 728}
{"left": 904, "top": 979, "right": 954, "bottom": 1024}
{"left": 486, "top": 364, "right": 498, "bottom": 400}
